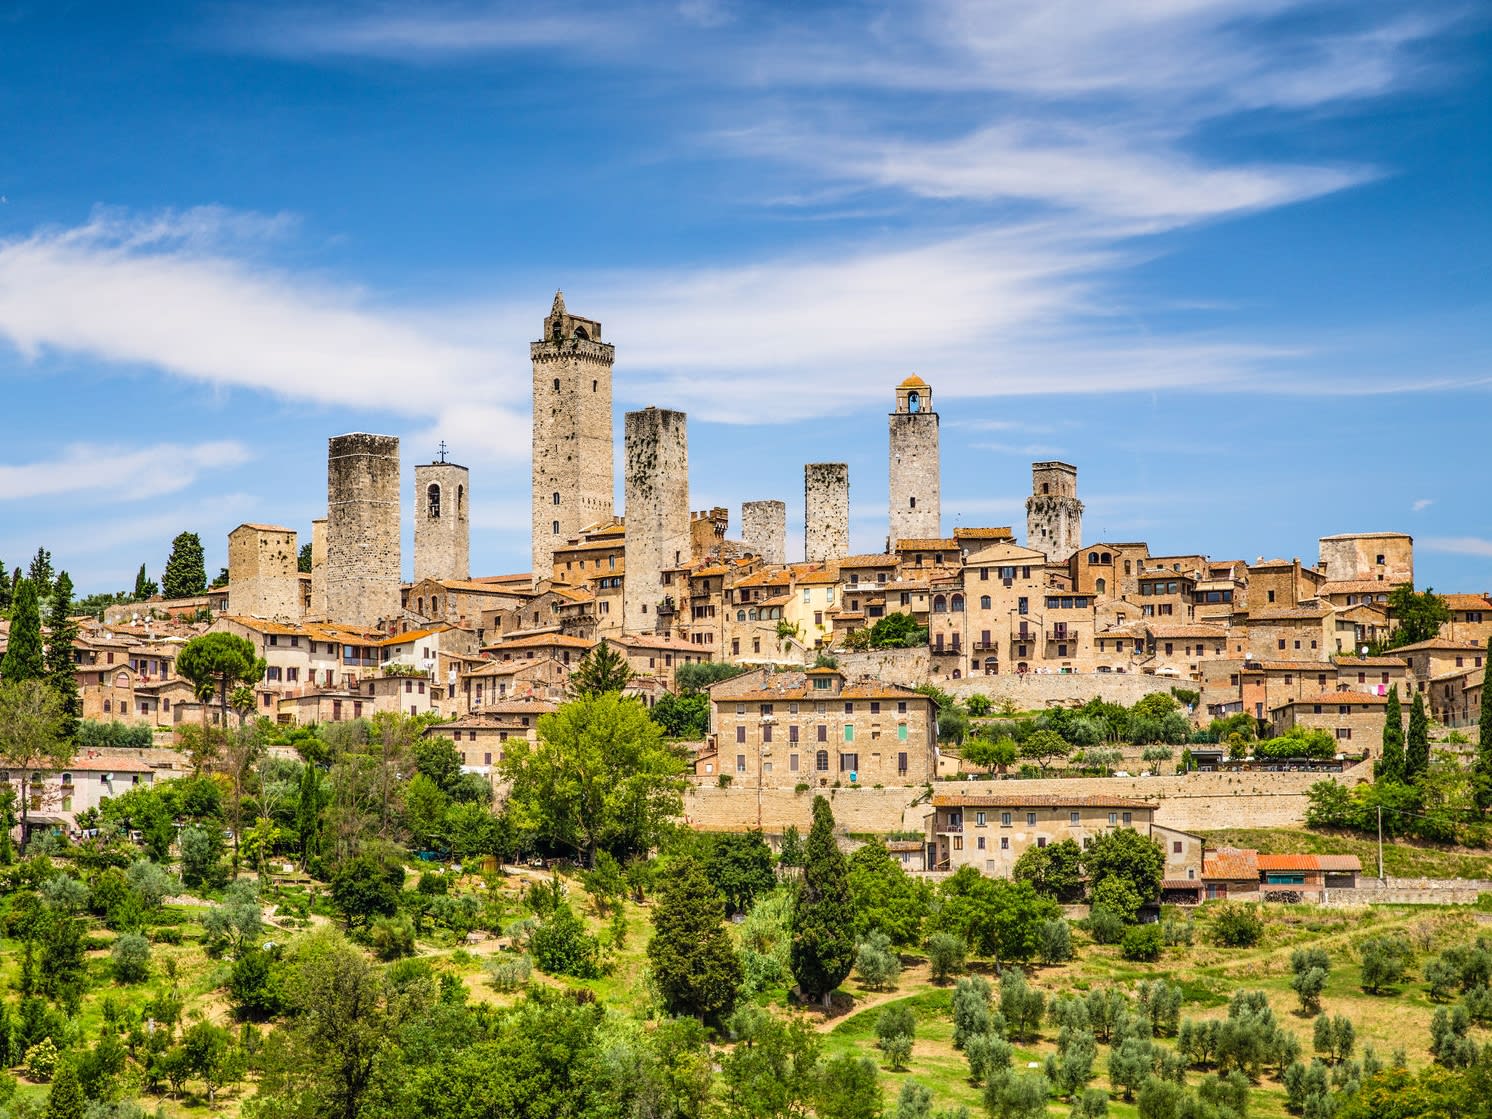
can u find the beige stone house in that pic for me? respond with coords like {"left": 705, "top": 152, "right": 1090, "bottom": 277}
{"left": 925, "top": 792, "right": 1163, "bottom": 877}
{"left": 1269, "top": 691, "right": 1391, "bottom": 750}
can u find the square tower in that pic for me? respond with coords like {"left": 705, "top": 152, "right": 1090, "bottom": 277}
{"left": 805, "top": 463, "right": 850, "bottom": 563}
{"left": 326, "top": 432, "right": 402, "bottom": 627}
{"left": 888, "top": 374, "right": 940, "bottom": 547}
{"left": 623, "top": 407, "right": 689, "bottom": 634}
{"left": 226, "top": 524, "right": 301, "bottom": 620}
{"left": 1026, "top": 461, "right": 1083, "bottom": 562}
{"left": 414, "top": 458, "right": 470, "bottom": 583}
{"left": 531, "top": 291, "right": 615, "bottom": 583}
{"left": 742, "top": 500, "right": 787, "bottom": 564}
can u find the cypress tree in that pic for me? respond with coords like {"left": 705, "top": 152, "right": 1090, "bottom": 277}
{"left": 1478, "top": 639, "right": 1492, "bottom": 814}
{"left": 43, "top": 1058, "right": 84, "bottom": 1119}
{"left": 1406, "top": 692, "right": 1430, "bottom": 782}
{"left": 791, "top": 795, "right": 856, "bottom": 1007}
{"left": 44, "top": 573, "right": 80, "bottom": 740}
{"left": 0, "top": 560, "right": 9, "bottom": 611}
{"left": 26, "top": 548, "right": 54, "bottom": 602}
{"left": 1376, "top": 685, "right": 1405, "bottom": 785}
{"left": 646, "top": 854, "right": 742, "bottom": 1023}
{"left": 0, "top": 580, "right": 45, "bottom": 683}
{"left": 133, "top": 562, "right": 158, "bottom": 601}
{"left": 162, "top": 532, "right": 207, "bottom": 598}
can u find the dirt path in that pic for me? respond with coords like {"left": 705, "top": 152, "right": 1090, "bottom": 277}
{"left": 810, "top": 962, "right": 938, "bottom": 1032}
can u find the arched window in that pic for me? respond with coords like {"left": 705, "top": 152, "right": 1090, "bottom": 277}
{"left": 816, "top": 750, "right": 829, "bottom": 772}
{"left": 1124, "top": 560, "right": 1132, "bottom": 575}
{"left": 952, "top": 668, "right": 961, "bottom": 679}
{"left": 574, "top": 325, "right": 590, "bottom": 340}
{"left": 932, "top": 595, "right": 947, "bottom": 613}
{"left": 1096, "top": 578, "right": 1107, "bottom": 595}
{"left": 980, "top": 595, "right": 991, "bottom": 609}
{"left": 433, "top": 596, "right": 441, "bottom": 613}
{"left": 1101, "top": 552, "right": 1111, "bottom": 564}
{"left": 552, "top": 520, "right": 560, "bottom": 535}
{"left": 417, "top": 597, "right": 425, "bottom": 615}
{"left": 736, "top": 610, "right": 746, "bottom": 621}
{"left": 951, "top": 594, "right": 964, "bottom": 612}
{"left": 748, "top": 608, "right": 758, "bottom": 621}
{"left": 908, "top": 390, "right": 920, "bottom": 413}
{"left": 1089, "top": 552, "right": 1099, "bottom": 564}
{"left": 458, "top": 485, "right": 465, "bottom": 514}
{"left": 552, "top": 491, "right": 561, "bottom": 505}
{"left": 427, "top": 484, "right": 441, "bottom": 518}
{"left": 1042, "top": 482, "right": 1050, "bottom": 494}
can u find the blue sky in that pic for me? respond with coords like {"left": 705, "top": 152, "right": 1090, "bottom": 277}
{"left": 0, "top": 1, "right": 1488, "bottom": 595}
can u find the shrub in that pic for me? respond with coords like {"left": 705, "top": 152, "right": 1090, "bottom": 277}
{"left": 1120, "top": 924, "right": 1164, "bottom": 962}
{"left": 370, "top": 915, "right": 416, "bottom": 961}
{"left": 1086, "top": 908, "right": 1126, "bottom": 946}
{"left": 952, "top": 975, "right": 995, "bottom": 1050}
{"left": 876, "top": 1004, "right": 915, "bottom": 1071}
{"left": 1359, "top": 934, "right": 1414, "bottom": 994}
{"left": 1036, "top": 918, "right": 1072, "bottom": 965}
{"left": 24, "top": 1037, "right": 59, "bottom": 1081}
{"left": 926, "top": 931, "right": 966, "bottom": 983}
{"left": 529, "top": 903, "right": 603, "bottom": 979}
{"left": 855, "top": 930, "right": 902, "bottom": 991}
{"left": 1212, "top": 904, "right": 1263, "bottom": 948}
{"left": 486, "top": 954, "right": 532, "bottom": 992}
{"left": 110, "top": 933, "right": 151, "bottom": 984}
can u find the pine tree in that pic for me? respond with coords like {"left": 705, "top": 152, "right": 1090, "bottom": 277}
{"left": 792, "top": 795, "right": 856, "bottom": 1007}
{"left": 566, "top": 638, "right": 633, "bottom": 697}
{"left": 0, "top": 580, "right": 45, "bottom": 683}
{"left": 44, "top": 573, "right": 80, "bottom": 740}
{"left": 43, "top": 1058, "right": 84, "bottom": 1119}
{"left": 162, "top": 532, "right": 208, "bottom": 598}
{"left": 646, "top": 855, "right": 742, "bottom": 1023}
{"left": 1376, "top": 685, "right": 1405, "bottom": 784}
{"left": 1406, "top": 691, "right": 1430, "bottom": 782}
{"left": 27, "top": 548, "right": 54, "bottom": 601}
{"left": 1478, "top": 640, "right": 1492, "bottom": 814}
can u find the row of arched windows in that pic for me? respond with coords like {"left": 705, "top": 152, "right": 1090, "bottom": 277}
{"left": 931, "top": 594, "right": 965, "bottom": 613}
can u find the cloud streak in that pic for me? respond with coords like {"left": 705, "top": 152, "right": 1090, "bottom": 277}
{"left": 0, "top": 441, "right": 252, "bottom": 502}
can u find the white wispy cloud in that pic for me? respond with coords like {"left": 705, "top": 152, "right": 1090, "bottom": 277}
{"left": 0, "top": 441, "right": 252, "bottom": 502}
{"left": 1421, "top": 536, "right": 1492, "bottom": 558}
{"left": 1412, "top": 498, "right": 1434, "bottom": 512}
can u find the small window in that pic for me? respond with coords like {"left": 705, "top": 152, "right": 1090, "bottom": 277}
{"left": 1026, "top": 812, "right": 1036, "bottom": 825}
{"left": 1069, "top": 811, "right": 1080, "bottom": 825}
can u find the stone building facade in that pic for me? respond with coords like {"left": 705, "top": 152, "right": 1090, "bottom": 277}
{"left": 325, "top": 433, "right": 402, "bottom": 628}
{"left": 308, "top": 518, "right": 328, "bottom": 621}
{"left": 888, "top": 375, "right": 940, "bottom": 547}
{"left": 1026, "top": 461, "right": 1083, "bottom": 562}
{"left": 531, "top": 292, "right": 615, "bottom": 583}
{"left": 1317, "top": 531, "right": 1413, "bottom": 585}
{"left": 623, "top": 406, "right": 690, "bottom": 634}
{"left": 414, "top": 460, "right": 470, "bottom": 583}
{"left": 805, "top": 462, "right": 850, "bottom": 563}
{"left": 742, "top": 500, "right": 787, "bottom": 564}
{"left": 226, "top": 523, "right": 301, "bottom": 620}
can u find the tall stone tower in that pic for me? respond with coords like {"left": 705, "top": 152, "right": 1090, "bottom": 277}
{"left": 326, "top": 433, "right": 402, "bottom": 628}
{"left": 623, "top": 407, "right": 689, "bottom": 634}
{"left": 888, "top": 375, "right": 940, "bottom": 547}
{"left": 805, "top": 463, "right": 850, "bottom": 563}
{"left": 414, "top": 455, "right": 470, "bottom": 583}
{"left": 531, "top": 291, "right": 615, "bottom": 583}
{"left": 308, "top": 518, "right": 328, "bottom": 620}
{"left": 1026, "top": 461, "right": 1083, "bottom": 562}
{"left": 742, "top": 500, "right": 786, "bottom": 564}
{"left": 226, "top": 524, "right": 301, "bottom": 620}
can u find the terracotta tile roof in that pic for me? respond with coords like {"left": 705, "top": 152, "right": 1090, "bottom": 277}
{"left": 1256, "top": 853, "right": 1361, "bottom": 872}
{"left": 1248, "top": 606, "right": 1332, "bottom": 621}
{"left": 1445, "top": 594, "right": 1492, "bottom": 611}
{"left": 1319, "top": 531, "right": 1410, "bottom": 541}
{"left": 233, "top": 523, "right": 294, "bottom": 533}
{"left": 1277, "top": 691, "right": 1388, "bottom": 707}
{"left": 608, "top": 633, "right": 703, "bottom": 653}
{"left": 1147, "top": 624, "right": 1227, "bottom": 639}
{"left": 1390, "top": 637, "right": 1485, "bottom": 653}
{"left": 375, "top": 625, "right": 454, "bottom": 646}
{"left": 434, "top": 579, "right": 533, "bottom": 594}
{"left": 796, "top": 570, "right": 840, "bottom": 586}
{"left": 489, "top": 633, "right": 596, "bottom": 651}
{"left": 953, "top": 527, "right": 1016, "bottom": 541}
{"left": 691, "top": 565, "right": 729, "bottom": 577}
{"left": 1332, "top": 656, "right": 1406, "bottom": 668}
{"left": 895, "top": 538, "right": 959, "bottom": 550}
{"left": 1162, "top": 878, "right": 1203, "bottom": 890}
{"left": 41, "top": 755, "right": 156, "bottom": 773}
{"left": 1251, "top": 660, "right": 1334, "bottom": 672}
{"left": 930, "top": 793, "right": 1155, "bottom": 810}
{"left": 1203, "top": 848, "right": 1259, "bottom": 879}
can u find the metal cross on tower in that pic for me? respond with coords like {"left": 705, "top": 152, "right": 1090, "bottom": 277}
{"left": 437, "top": 440, "right": 448, "bottom": 463}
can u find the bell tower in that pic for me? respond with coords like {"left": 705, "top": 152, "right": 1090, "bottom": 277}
{"left": 888, "top": 375, "right": 941, "bottom": 547}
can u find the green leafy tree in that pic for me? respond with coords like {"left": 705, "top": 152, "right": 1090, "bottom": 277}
{"left": 868, "top": 612, "right": 928, "bottom": 649}
{"left": 962, "top": 736, "right": 1017, "bottom": 775}
{"left": 330, "top": 849, "right": 405, "bottom": 928}
{"left": 1013, "top": 837, "right": 1085, "bottom": 902}
{"left": 816, "top": 1053, "right": 882, "bottom": 1119}
{"left": 162, "top": 532, "right": 208, "bottom": 598}
{"left": 1212, "top": 903, "right": 1264, "bottom": 947}
{"left": 1479, "top": 639, "right": 1492, "bottom": 813}
{"left": 298, "top": 543, "right": 313, "bottom": 573}
{"left": 650, "top": 691, "right": 712, "bottom": 738}
{"left": 27, "top": 548, "right": 54, "bottom": 601}
{"left": 1, "top": 579, "right": 45, "bottom": 682}
{"left": 111, "top": 933, "right": 151, "bottom": 983}
{"left": 1291, "top": 947, "right": 1331, "bottom": 1014}
{"left": 1082, "top": 828, "right": 1164, "bottom": 911}
{"left": 675, "top": 661, "right": 748, "bottom": 693}
{"left": 179, "top": 825, "right": 228, "bottom": 890}
{"left": 855, "top": 929, "right": 902, "bottom": 991}
{"left": 501, "top": 693, "right": 688, "bottom": 864}
{"left": 133, "top": 562, "right": 159, "bottom": 600}
{"left": 176, "top": 632, "right": 264, "bottom": 729}
{"left": 934, "top": 868, "right": 1060, "bottom": 964}
{"left": 847, "top": 839, "right": 931, "bottom": 945}
{"left": 1387, "top": 585, "right": 1451, "bottom": 648}
{"left": 1377, "top": 685, "right": 1406, "bottom": 784}
{"left": 1018, "top": 729, "right": 1071, "bottom": 771}
{"left": 791, "top": 796, "right": 856, "bottom": 1006}
{"left": 647, "top": 855, "right": 743, "bottom": 1023}
{"left": 720, "top": 1011, "right": 822, "bottom": 1119}
{"left": 1360, "top": 934, "right": 1414, "bottom": 994}
{"left": 706, "top": 830, "right": 778, "bottom": 916}
{"left": 926, "top": 931, "right": 966, "bottom": 983}
{"left": 567, "top": 639, "right": 632, "bottom": 697}
{"left": 1407, "top": 692, "right": 1430, "bottom": 782}
{"left": 0, "top": 680, "right": 73, "bottom": 845}
{"left": 43, "top": 1059, "right": 84, "bottom": 1119}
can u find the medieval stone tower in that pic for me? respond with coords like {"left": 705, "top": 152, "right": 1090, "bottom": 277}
{"left": 805, "top": 463, "right": 850, "bottom": 563}
{"left": 623, "top": 407, "right": 690, "bottom": 634}
{"left": 531, "top": 291, "right": 615, "bottom": 583}
{"left": 1026, "top": 461, "right": 1083, "bottom": 562}
{"left": 226, "top": 524, "right": 301, "bottom": 620}
{"left": 325, "top": 433, "right": 402, "bottom": 627}
{"left": 308, "top": 518, "right": 328, "bottom": 620}
{"left": 888, "top": 375, "right": 940, "bottom": 547}
{"left": 742, "top": 500, "right": 786, "bottom": 564}
{"left": 414, "top": 456, "right": 470, "bottom": 583}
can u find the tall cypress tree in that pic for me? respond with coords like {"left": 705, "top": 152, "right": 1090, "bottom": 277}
{"left": 791, "top": 795, "right": 856, "bottom": 1007}
{"left": 162, "top": 532, "right": 207, "bottom": 598}
{"left": 26, "top": 548, "right": 54, "bottom": 602}
{"left": 0, "top": 560, "right": 9, "bottom": 611}
{"left": 1375, "top": 685, "right": 1405, "bottom": 785}
{"left": 0, "top": 580, "right": 45, "bottom": 683}
{"left": 1406, "top": 691, "right": 1430, "bottom": 782}
{"left": 647, "top": 854, "right": 742, "bottom": 1023}
{"left": 1478, "top": 639, "right": 1492, "bottom": 814}
{"left": 44, "top": 573, "right": 80, "bottom": 740}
